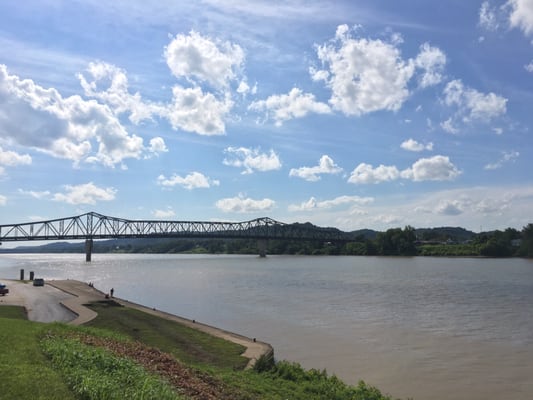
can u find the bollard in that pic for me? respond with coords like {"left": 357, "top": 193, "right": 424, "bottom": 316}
{"left": 20, "top": 269, "right": 24, "bottom": 280}
{"left": 29, "top": 271, "right": 34, "bottom": 281}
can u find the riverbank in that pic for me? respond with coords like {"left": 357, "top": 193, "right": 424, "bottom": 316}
{"left": 0, "top": 277, "right": 397, "bottom": 400}
{"left": 2, "top": 278, "right": 273, "bottom": 370}
{"left": 52, "top": 279, "right": 274, "bottom": 369}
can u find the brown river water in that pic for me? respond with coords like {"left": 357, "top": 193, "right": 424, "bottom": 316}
{"left": 1, "top": 254, "right": 532, "bottom": 399}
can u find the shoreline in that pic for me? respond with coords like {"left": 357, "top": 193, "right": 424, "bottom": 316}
{"left": 3, "top": 278, "right": 273, "bottom": 369}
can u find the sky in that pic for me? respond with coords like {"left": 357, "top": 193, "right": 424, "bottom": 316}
{"left": 0, "top": 0, "right": 532, "bottom": 233}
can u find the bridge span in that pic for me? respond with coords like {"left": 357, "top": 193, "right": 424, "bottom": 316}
{"left": 0, "top": 212, "right": 351, "bottom": 260}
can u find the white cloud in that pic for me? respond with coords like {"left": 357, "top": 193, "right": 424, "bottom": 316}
{"left": 442, "top": 79, "right": 507, "bottom": 130}
{"left": 484, "top": 150, "right": 520, "bottom": 170}
{"left": 400, "top": 139, "right": 434, "bottom": 152}
{"left": 0, "top": 194, "right": 6, "bottom": 205}
{"left": 157, "top": 171, "right": 220, "bottom": 190}
{"left": 52, "top": 182, "right": 116, "bottom": 205}
{"left": 166, "top": 85, "right": 233, "bottom": 135}
{"left": 507, "top": 0, "right": 533, "bottom": 37}
{"left": 79, "top": 60, "right": 233, "bottom": 136}
{"left": 223, "top": 147, "right": 281, "bottom": 174}
{"left": 18, "top": 189, "right": 51, "bottom": 199}
{"left": 440, "top": 117, "right": 459, "bottom": 134}
{"left": 435, "top": 200, "right": 464, "bottom": 216}
{"left": 289, "top": 155, "right": 343, "bottom": 181}
{"left": 314, "top": 25, "right": 415, "bottom": 116}
{"left": 401, "top": 155, "right": 461, "bottom": 181}
{"left": 348, "top": 163, "right": 400, "bottom": 184}
{"left": 300, "top": 185, "right": 533, "bottom": 232}
{"left": 152, "top": 208, "right": 177, "bottom": 219}
{"left": 164, "top": 30, "right": 244, "bottom": 90}
{"left": 147, "top": 137, "right": 168, "bottom": 155}
{"left": 288, "top": 195, "right": 373, "bottom": 212}
{"left": 312, "top": 25, "right": 447, "bottom": 117}
{"left": 0, "top": 64, "right": 147, "bottom": 167}
{"left": 236, "top": 80, "right": 257, "bottom": 96}
{"left": 479, "top": 1, "right": 500, "bottom": 31}
{"left": 215, "top": 195, "right": 275, "bottom": 213}
{"left": 348, "top": 155, "right": 461, "bottom": 184}
{"left": 414, "top": 43, "right": 447, "bottom": 88}
{"left": 0, "top": 147, "right": 32, "bottom": 167}
{"left": 525, "top": 61, "right": 533, "bottom": 72}
{"left": 249, "top": 87, "right": 331, "bottom": 126}
{"left": 78, "top": 61, "right": 162, "bottom": 124}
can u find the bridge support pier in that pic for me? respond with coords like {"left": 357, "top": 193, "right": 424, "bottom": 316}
{"left": 258, "top": 239, "right": 267, "bottom": 258}
{"left": 85, "top": 238, "right": 93, "bottom": 262}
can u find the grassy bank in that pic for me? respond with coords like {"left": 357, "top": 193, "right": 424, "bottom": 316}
{"left": 0, "top": 304, "right": 400, "bottom": 400}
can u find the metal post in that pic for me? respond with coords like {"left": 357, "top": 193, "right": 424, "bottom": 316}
{"left": 85, "top": 238, "right": 93, "bottom": 262}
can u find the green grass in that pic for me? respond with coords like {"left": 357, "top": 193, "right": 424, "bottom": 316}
{"left": 84, "top": 300, "right": 249, "bottom": 369}
{"left": 0, "top": 317, "right": 76, "bottom": 400}
{"left": 0, "top": 304, "right": 28, "bottom": 320}
{"left": 212, "top": 361, "right": 397, "bottom": 400}
{"left": 40, "top": 335, "right": 183, "bottom": 400}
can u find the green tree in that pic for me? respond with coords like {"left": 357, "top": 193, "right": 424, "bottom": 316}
{"left": 376, "top": 226, "right": 417, "bottom": 256}
{"left": 519, "top": 224, "right": 533, "bottom": 257}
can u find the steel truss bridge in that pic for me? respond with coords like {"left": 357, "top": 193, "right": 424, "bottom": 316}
{"left": 0, "top": 212, "right": 351, "bottom": 260}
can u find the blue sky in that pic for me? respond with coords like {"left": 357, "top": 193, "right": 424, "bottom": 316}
{"left": 0, "top": 0, "right": 532, "bottom": 232}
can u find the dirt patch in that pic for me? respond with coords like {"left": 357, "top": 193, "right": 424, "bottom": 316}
{"left": 75, "top": 333, "right": 247, "bottom": 400}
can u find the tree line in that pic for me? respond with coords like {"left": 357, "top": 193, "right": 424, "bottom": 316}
{"left": 95, "top": 223, "right": 533, "bottom": 258}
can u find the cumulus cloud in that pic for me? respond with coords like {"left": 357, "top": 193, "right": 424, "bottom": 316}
{"left": 79, "top": 60, "right": 233, "bottom": 136}
{"left": 0, "top": 147, "right": 32, "bottom": 174}
{"left": 0, "top": 194, "right": 6, "bottom": 205}
{"left": 147, "top": 137, "right": 168, "bottom": 155}
{"left": 0, "top": 64, "right": 148, "bottom": 167}
{"left": 152, "top": 208, "right": 176, "bottom": 219}
{"left": 52, "top": 182, "right": 116, "bottom": 205}
{"left": 249, "top": 87, "right": 331, "bottom": 126}
{"left": 289, "top": 155, "right": 343, "bottom": 181}
{"left": 507, "top": 0, "right": 533, "bottom": 37}
{"left": 401, "top": 155, "right": 461, "bottom": 181}
{"left": 78, "top": 61, "right": 162, "bottom": 124}
{"left": 400, "top": 139, "right": 434, "bottom": 152}
{"left": 311, "top": 25, "right": 446, "bottom": 117}
{"left": 223, "top": 147, "right": 281, "bottom": 174}
{"left": 215, "top": 195, "right": 275, "bottom": 213}
{"left": 166, "top": 85, "right": 233, "bottom": 135}
{"left": 348, "top": 155, "right": 461, "bottom": 184}
{"left": 288, "top": 195, "right": 373, "bottom": 212}
{"left": 164, "top": 30, "right": 244, "bottom": 90}
{"left": 414, "top": 43, "right": 447, "bottom": 88}
{"left": 484, "top": 150, "right": 520, "bottom": 170}
{"left": 79, "top": 31, "right": 247, "bottom": 137}
{"left": 348, "top": 163, "right": 400, "bottom": 184}
{"left": 442, "top": 79, "right": 507, "bottom": 132}
{"left": 157, "top": 172, "right": 220, "bottom": 190}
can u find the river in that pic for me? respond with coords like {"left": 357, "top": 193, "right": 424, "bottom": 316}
{"left": 1, "top": 253, "right": 532, "bottom": 399}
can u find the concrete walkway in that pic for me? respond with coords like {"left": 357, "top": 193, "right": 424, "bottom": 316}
{"left": 48, "top": 280, "right": 273, "bottom": 369}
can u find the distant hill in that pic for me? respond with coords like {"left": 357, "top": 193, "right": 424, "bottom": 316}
{"left": 414, "top": 227, "right": 476, "bottom": 242}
